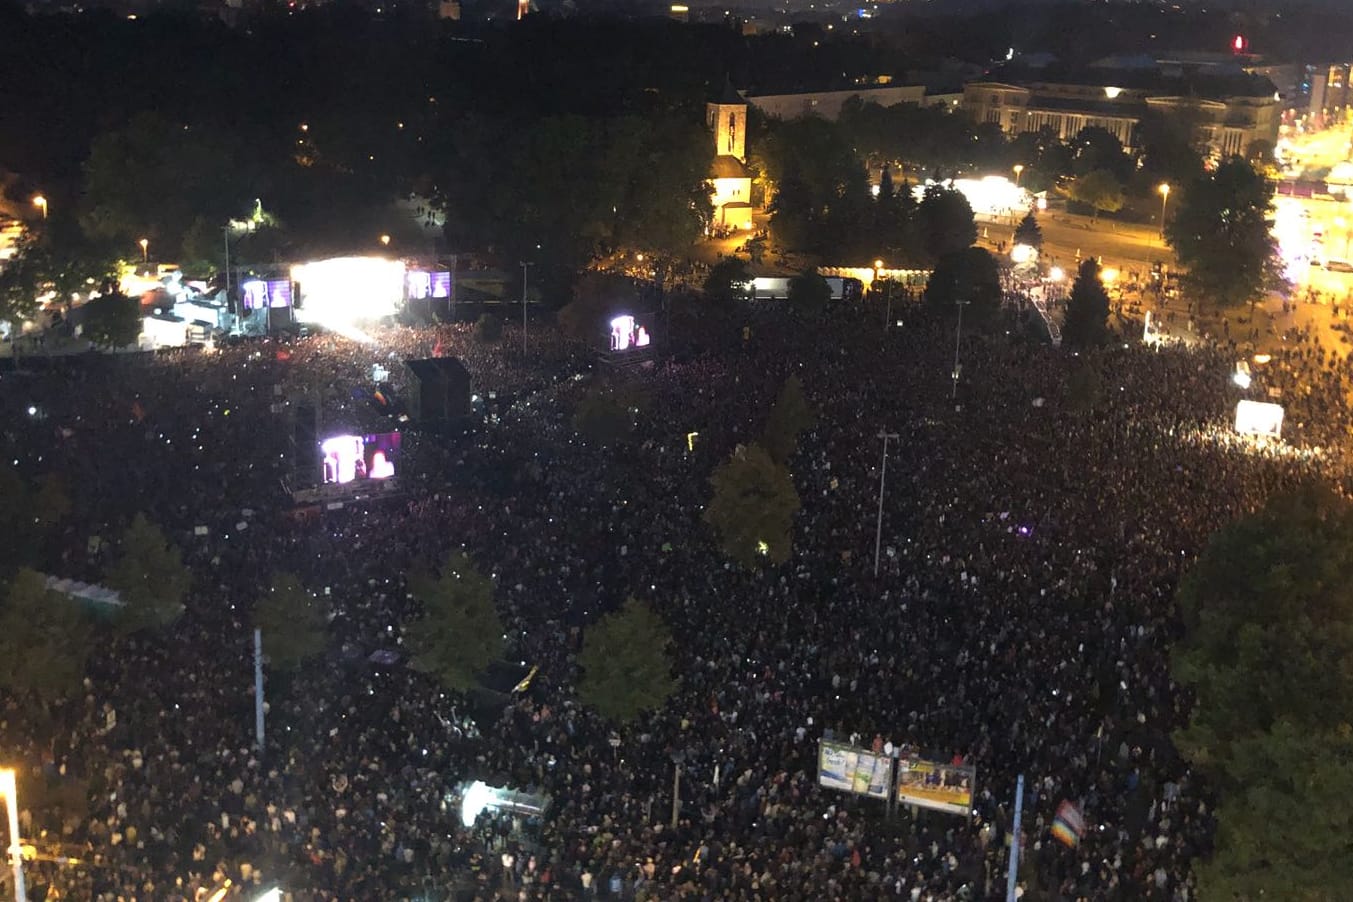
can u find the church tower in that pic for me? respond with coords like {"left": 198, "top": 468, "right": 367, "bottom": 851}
{"left": 706, "top": 81, "right": 747, "bottom": 162}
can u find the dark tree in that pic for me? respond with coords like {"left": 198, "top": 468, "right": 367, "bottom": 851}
{"left": 924, "top": 247, "right": 1002, "bottom": 326}
{"left": 704, "top": 443, "right": 801, "bottom": 568}
{"left": 787, "top": 268, "right": 831, "bottom": 319}
{"left": 405, "top": 552, "right": 504, "bottom": 693}
{"left": 1166, "top": 158, "right": 1285, "bottom": 308}
{"left": 577, "top": 598, "right": 677, "bottom": 723}
{"left": 762, "top": 374, "right": 816, "bottom": 466}
{"left": 1013, "top": 211, "right": 1043, "bottom": 250}
{"left": 917, "top": 184, "right": 977, "bottom": 264}
{"left": 105, "top": 513, "right": 191, "bottom": 632}
{"left": 703, "top": 257, "right": 751, "bottom": 304}
{"left": 81, "top": 293, "right": 141, "bottom": 349}
{"left": 1172, "top": 486, "right": 1353, "bottom": 899}
{"left": 1062, "top": 258, "right": 1113, "bottom": 348}
{"left": 0, "top": 569, "right": 95, "bottom": 705}
{"left": 256, "top": 573, "right": 329, "bottom": 671}
{"left": 1068, "top": 169, "right": 1124, "bottom": 220}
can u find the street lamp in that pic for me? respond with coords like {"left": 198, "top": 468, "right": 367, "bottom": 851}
{"left": 0, "top": 768, "right": 27, "bottom": 902}
{"left": 951, "top": 299, "right": 970, "bottom": 400}
{"left": 520, "top": 261, "right": 535, "bottom": 357}
{"left": 1012, "top": 164, "right": 1024, "bottom": 187}
{"left": 1158, "top": 183, "right": 1171, "bottom": 239}
{"left": 379, "top": 234, "right": 391, "bottom": 247}
{"left": 669, "top": 749, "right": 686, "bottom": 829}
{"left": 138, "top": 238, "right": 149, "bottom": 264}
{"left": 31, "top": 196, "right": 47, "bottom": 220}
{"left": 874, "top": 431, "right": 899, "bottom": 576}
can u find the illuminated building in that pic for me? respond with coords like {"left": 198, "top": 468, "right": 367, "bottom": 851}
{"left": 964, "top": 56, "right": 1281, "bottom": 158}
{"left": 706, "top": 82, "right": 755, "bottom": 232}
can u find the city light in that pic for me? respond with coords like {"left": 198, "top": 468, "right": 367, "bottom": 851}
{"left": 138, "top": 238, "right": 149, "bottom": 263}
{"left": 1012, "top": 164, "right": 1024, "bottom": 187}
{"left": 31, "top": 196, "right": 47, "bottom": 219}
{"left": 1048, "top": 266, "right": 1066, "bottom": 282}
{"left": 1010, "top": 243, "right": 1037, "bottom": 265}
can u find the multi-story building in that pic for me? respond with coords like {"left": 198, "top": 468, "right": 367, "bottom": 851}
{"left": 963, "top": 57, "right": 1280, "bottom": 158}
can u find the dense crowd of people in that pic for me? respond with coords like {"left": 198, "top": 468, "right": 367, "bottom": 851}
{"left": 0, "top": 300, "right": 1346, "bottom": 901}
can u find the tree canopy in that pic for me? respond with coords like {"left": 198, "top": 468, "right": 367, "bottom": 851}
{"left": 1013, "top": 211, "right": 1043, "bottom": 250}
{"left": 917, "top": 184, "right": 977, "bottom": 264}
{"left": 1061, "top": 258, "right": 1113, "bottom": 348}
{"left": 80, "top": 293, "right": 141, "bottom": 349}
{"left": 762, "top": 374, "right": 816, "bottom": 466}
{"left": 577, "top": 597, "right": 677, "bottom": 723}
{"left": 1068, "top": 169, "right": 1125, "bottom": 219}
{"left": 787, "top": 268, "right": 831, "bottom": 319}
{"left": 256, "top": 572, "right": 329, "bottom": 671}
{"left": 1166, "top": 158, "right": 1285, "bottom": 308}
{"left": 1172, "top": 486, "right": 1353, "bottom": 900}
{"left": 924, "top": 247, "right": 1002, "bottom": 325}
{"left": 105, "top": 513, "right": 191, "bottom": 632}
{"left": 704, "top": 443, "right": 801, "bottom": 568}
{"left": 405, "top": 552, "right": 505, "bottom": 693}
{"left": 0, "top": 569, "right": 95, "bottom": 704}
{"left": 703, "top": 257, "right": 751, "bottom": 304}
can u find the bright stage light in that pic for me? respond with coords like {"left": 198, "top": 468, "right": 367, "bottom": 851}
{"left": 1235, "top": 399, "right": 1284, "bottom": 437}
{"left": 1010, "top": 243, "right": 1037, "bottom": 265}
{"left": 461, "top": 780, "right": 494, "bottom": 827}
{"left": 1232, "top": 371, "right": 1252, "bottom": 389}
{"left": 292, "top": 257, "right": 405, "bottom": 332}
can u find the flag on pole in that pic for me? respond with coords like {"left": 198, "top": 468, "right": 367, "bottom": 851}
{"left": 1051, "top": 800, "right": 1086, "bottom": 848}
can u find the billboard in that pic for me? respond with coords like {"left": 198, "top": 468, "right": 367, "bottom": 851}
{"left": 895, "top": 755, "right": 976, "bottom": 816}
{"left": 817, "top": 741, "right": 892, "bottom": 799}
{"left": 321, "top": 432, "right": 401, "bottom": 485}
{"left": 1235, "top": 400, "right": 1284, "bottom": 438}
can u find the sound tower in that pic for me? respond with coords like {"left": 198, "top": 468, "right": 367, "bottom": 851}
{"left": 404, "top": 357, "right": 471, "bottom": 423}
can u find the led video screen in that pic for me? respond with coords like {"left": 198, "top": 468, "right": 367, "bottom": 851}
{"left": 609, "top": 314, "right": 652, "bottom": 352}
{"left": 407, "top": 270, "right": 452, "bottom": 300}
{"left": 321, "top": 432, "right": 401, "bottom": 485}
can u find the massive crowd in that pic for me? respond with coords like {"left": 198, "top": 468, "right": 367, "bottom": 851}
{"left": 0, "top": 301, "right": 1346, "bottom": 902}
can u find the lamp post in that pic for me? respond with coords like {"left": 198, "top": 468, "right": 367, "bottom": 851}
{"left": 0, "top": 768, "right": 27, "bottom": 902}
{"left": 874, "top": 431, "right": 899, "bottom": 576}
{"left": 138, "top": 238, "right": 149, "bottom": 264}
{"left": 951, "top": 299, "right": 970, "bottom": 400}
{"left": 669, "top": 749, "right": 686, "bottom": 829}
{"left": 1012, "top": 164, "right": 1024, "bottom": 187}
{"left": 520, "top": 262, "right": 534, "bottom": 357}
{"left": 1158, "top": 183, "right": 1171, "bottom": 240}
{"left": 31, "top": 196, "right": 47, "bottom": 220}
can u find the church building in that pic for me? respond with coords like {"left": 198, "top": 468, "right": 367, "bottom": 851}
{"left": 707, "top": 83, "right": 755, "bottom": 232}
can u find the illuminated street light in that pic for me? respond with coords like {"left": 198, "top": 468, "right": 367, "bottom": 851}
{"left": 1012, "top": 164, "right": 1024, "bottom": 187}
{"left": 31, "top": 196, "right": 47, "bottom": 220}
{"left": 1158, "top": 183, "right": 1171, "bottom": 239}
{"left": 0, "top": 768, "right": 26, "bottom": 902}
{"left": 379, "top": 234, "right": 391, "bottom": 247}
{"left": 138, "top": 238, "right": 149, "bottom": 263}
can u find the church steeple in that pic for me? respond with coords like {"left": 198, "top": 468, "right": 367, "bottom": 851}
{"left": 706, "top": 78, "right": 747, "bottom": 163}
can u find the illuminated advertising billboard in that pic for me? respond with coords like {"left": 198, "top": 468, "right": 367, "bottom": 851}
{"left": 895, "top": 755, "right": 976, "bottom": 816}
{"left": 817, "top": 740, "right": 892, "bottom": 799}
{"left": 321, "top": 432, "right": 401, "bottom": 485}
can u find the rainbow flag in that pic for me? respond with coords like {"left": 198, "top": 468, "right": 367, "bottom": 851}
{"left": 1051, "top": 800, "right": 1086, "bottom": 848}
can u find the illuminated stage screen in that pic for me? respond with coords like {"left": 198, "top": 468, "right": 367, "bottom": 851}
{"left": 241, "top": 280, "right": 293, "bottom": 310}
{"left": 321, "top": 432, "right": 401, "bottom": 484}
{"left": 609, "top": 314, "right": 652, "bottom": 352}
{"left": 407, "top": 270, "right": 452, "bottom": 300}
